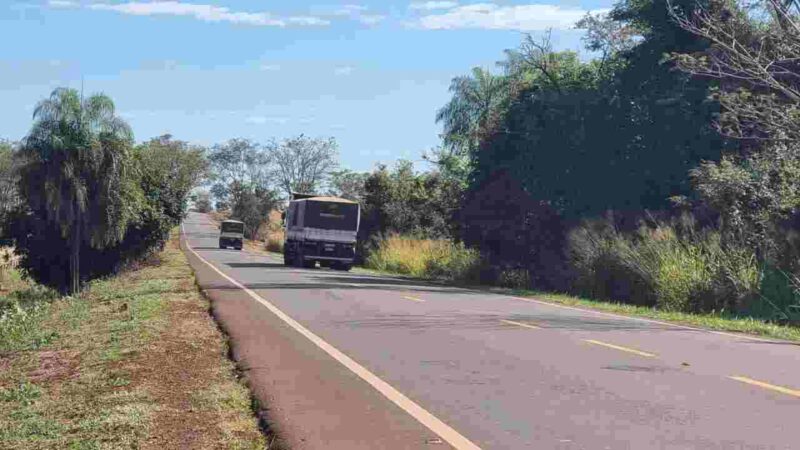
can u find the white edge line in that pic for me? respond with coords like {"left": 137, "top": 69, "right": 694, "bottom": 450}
{"left": 180, "top": 223, "right": 482, "bottom": 450}
{"left": 506, "top": 294, "right": 782, "bottom": 344}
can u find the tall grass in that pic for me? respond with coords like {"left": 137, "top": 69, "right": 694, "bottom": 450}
{"left": 365, "top": 235, "right": 480, "bottom": 281}
{"left": 567, "top": 218, "right": 799, "bottom": 321}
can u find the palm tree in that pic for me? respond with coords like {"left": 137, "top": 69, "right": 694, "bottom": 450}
{"left": 20, "top": 88, "right": 133, "bottom": 294}
{"left": 436, "top": 67, "right": 508, "bottom": 157}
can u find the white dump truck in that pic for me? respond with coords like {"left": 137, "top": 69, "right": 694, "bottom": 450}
{"left": 283, "top": 194, "right": 359, "bottom": 271}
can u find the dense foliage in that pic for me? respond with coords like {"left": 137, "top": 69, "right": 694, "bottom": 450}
{"left": 428, "top": 0, "right": 800, "bottom": 320}
{"left": 359, "top": 160, "right": 462, "bottom": 242}
{"left": 4, "top": 89, "right": 208, "bottom": 293}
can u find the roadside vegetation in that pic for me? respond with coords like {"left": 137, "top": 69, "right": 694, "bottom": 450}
{"left": 0, "top": 87, "right": 274, "bottom": 447}
{"left": 347, "top": 0, "right": 800, "bottom": 338}
{"left": 187, "top": 0, "right": 800, "bottom": 339}
{"left": 0, "top": 231, "right": 266, "bottom": 449}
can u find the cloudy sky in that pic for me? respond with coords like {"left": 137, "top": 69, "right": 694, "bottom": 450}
{"left": 0, "top": 0, "right": 613, "bottom": 170}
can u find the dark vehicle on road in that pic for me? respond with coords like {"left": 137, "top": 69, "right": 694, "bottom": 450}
{"left": 218, "top": 220, "right": 244, "bottom": 250}
{"left": 283, "top": 195, "right": 359, "bottom": 270}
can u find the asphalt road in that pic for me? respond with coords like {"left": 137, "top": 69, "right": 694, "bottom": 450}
{"left": 182, "top": 212, "right": 800, "bottom": 450}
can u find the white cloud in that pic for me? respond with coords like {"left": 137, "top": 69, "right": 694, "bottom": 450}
{"left": 358, "top": 14, "right": 385, "bottom": 25}
{"left": 414, "top": 3, "right": 610, "bottom": 31}
{"left": 259, "top": 64, "right": 280, "bottom": 71}
{"left": 409, "top": 1, "right": 458, "bottom": 11}
{"left": 327, "top": 3, "right": 384, "bottom": 26}
{"left": 47, "top": 0, "right": 76, "bottom": 7}
{"left": 334, "top": 66, "right": 354, "bottom": 76}
{"left": 84, "top": 2, "right": 329, "bottom": 27}
{"left": 333, "top": 4, "right": 368, "bottom": 16}
{"left": 246, "top": 116, "right": 268, "bottom": 124}
{"left": 246, "top": 116, "right": 289, "bottom": 125}
{"left": 287, "top": 16, "right": 331, "bottom": 26}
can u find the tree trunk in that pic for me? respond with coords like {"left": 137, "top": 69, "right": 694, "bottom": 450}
{"left": 70, "top": 217, "right": 80, "bottom": 295}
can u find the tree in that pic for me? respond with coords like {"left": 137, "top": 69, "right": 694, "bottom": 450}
{"left": 327, "top": 169, "right": 368, "bottom": 202}
{"left": 0, "top": 141, "right": 20, "bottom": 230}
{"left": 360, "top": 160, "right": 461, "bottom": 240}
{"left": 230, "top": 183, "right": 280, "bottom": 240}
{"left": 18, "top": 88, "right": 136, "bottom": 294}
{"left": 137, "top": 135, "right": 209, "bottom": 224}
{"left": 671, "top": 0, "right": 800, "bottom": 143}
{"left": 208, "top": 138, "right": 269, "bottom": 206}
{"left": 436, "top": 67, "right": 508, "bottom": 161}
{"left": 271, "top": 134, "right": 338, "bottom": 197}
{"left": 670, "top": 0, "right": 800, "bottom": 258}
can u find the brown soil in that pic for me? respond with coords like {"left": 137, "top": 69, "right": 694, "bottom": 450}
{"left": 135, "top": 282, "right": 258, "bottom": 449}
{"left": 27, "top": 350, "right": 80, "bottom": 384}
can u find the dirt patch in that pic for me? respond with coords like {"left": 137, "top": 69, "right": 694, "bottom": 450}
{"left": 27, "top": 350, "right": 80, "bottom": 384}
{"left": 135, "top": 284, "right": 264, "bottom": 449}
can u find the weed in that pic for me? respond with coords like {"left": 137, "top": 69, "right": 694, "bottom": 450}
{"left": 0, "top": 382, "right": 42, "bottom": 406}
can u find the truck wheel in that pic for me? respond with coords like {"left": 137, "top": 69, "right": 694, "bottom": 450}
{"left": 283, "top": 252, "right": 291, "bottom": 266}
{"left": 303, "top": 259, "right": 316, "bottom": 269}
{"left": 293, "top": 249, "right": 305, "bottom": 268}
{"left": 219, "top": 242, "right": 225, "bottom": 249}
{"left": 334, "top": 262, "right": 352, "bottom": 272}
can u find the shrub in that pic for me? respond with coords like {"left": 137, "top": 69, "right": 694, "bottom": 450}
{"left": 568, "top": 222, "right": 657, "bottom": 305}
{"left": 266, "top": 234, "right": 284, "bottom": 253}
{"left": 497, "top": 268, "right": 531, "bottom": 289}
{"left": 567, "top": 218, "right": 763, "bottom": 314}
{"left": 366, "top": 235, "right": 479, "bottom": 281}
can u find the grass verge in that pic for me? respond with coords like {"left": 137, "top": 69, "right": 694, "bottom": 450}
{"left": 507, "top": 289, "right": 800, "bottom": 342}
{"left": 0, "top": 230, "right": 267, "bottom": 449}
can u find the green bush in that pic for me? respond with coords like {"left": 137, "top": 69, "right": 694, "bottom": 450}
{"left": 0, "top": 286, "right": 59, "bottom": 352}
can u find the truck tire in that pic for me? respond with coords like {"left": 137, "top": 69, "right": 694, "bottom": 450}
{"left": 334, "top": 262, "right": 352, "bottom": 272}
{"left": 303, "top": 259, "right": 316, "bottom": 269}
{"left": 283, "top": 252, "right": 291, "bottom": 266}
{"left": 293, "top": 248, "right": 305, "bottom": 268}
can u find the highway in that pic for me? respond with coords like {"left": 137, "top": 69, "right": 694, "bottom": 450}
{"left": 182, "top": 212, "right": 799, "bottom": 450}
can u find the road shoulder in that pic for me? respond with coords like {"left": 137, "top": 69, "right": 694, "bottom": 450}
{"left": 180, "top": 223, "right": 459, "bottom": 450}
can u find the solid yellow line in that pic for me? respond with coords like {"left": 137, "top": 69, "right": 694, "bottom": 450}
{"left": 584, "top": 339, "right": 656, "bottom": 358}
{"left": 181, "top": 224, "right": 481, "bottom": 450}
{"left": 729, "top": 376, "right": 800, "bottom": 398}
{"left": 403, "top": 295, "right": 425, "bottom": 303}
{"left": 500, "top": 319, "right": 540, "bottom": 330}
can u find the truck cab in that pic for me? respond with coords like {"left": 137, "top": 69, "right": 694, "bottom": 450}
{"left": 218, "top": 220, "right": 244, "bottom": 250}
{"left": 283, "top": 195, "right": 359, "bottom": 271}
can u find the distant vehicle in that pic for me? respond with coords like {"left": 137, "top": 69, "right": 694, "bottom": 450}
{"left": 283, "top": 194, "right": 359, "bottom": 271}
{"left": 218, "top": 220, "right": 244, "bottom": 250}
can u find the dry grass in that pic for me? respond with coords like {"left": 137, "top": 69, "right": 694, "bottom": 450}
{"left": 365, "top": 235, "right": 479, "bottom": 281}
{"left": 0, "top": 230, "right": 266, "bottom": 449}
{"left": 0, "top": 247, "right": 21, "bottom": 294}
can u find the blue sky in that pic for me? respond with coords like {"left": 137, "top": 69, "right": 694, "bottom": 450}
{"left": 0, "top": 0, "right": 614, "bottom": 171}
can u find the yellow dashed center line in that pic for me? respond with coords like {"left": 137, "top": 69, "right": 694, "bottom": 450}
{"left": 500, "top": 319, "right": 540, "bottom": 330}
{"left": 728, "top": 376, "right": 800, "bottom": 398}
{"left": 403, "top": 295, "right": 425, "bottom": 303}
{"left": 583, "top": 339, "right": 656, "bottom": 358}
